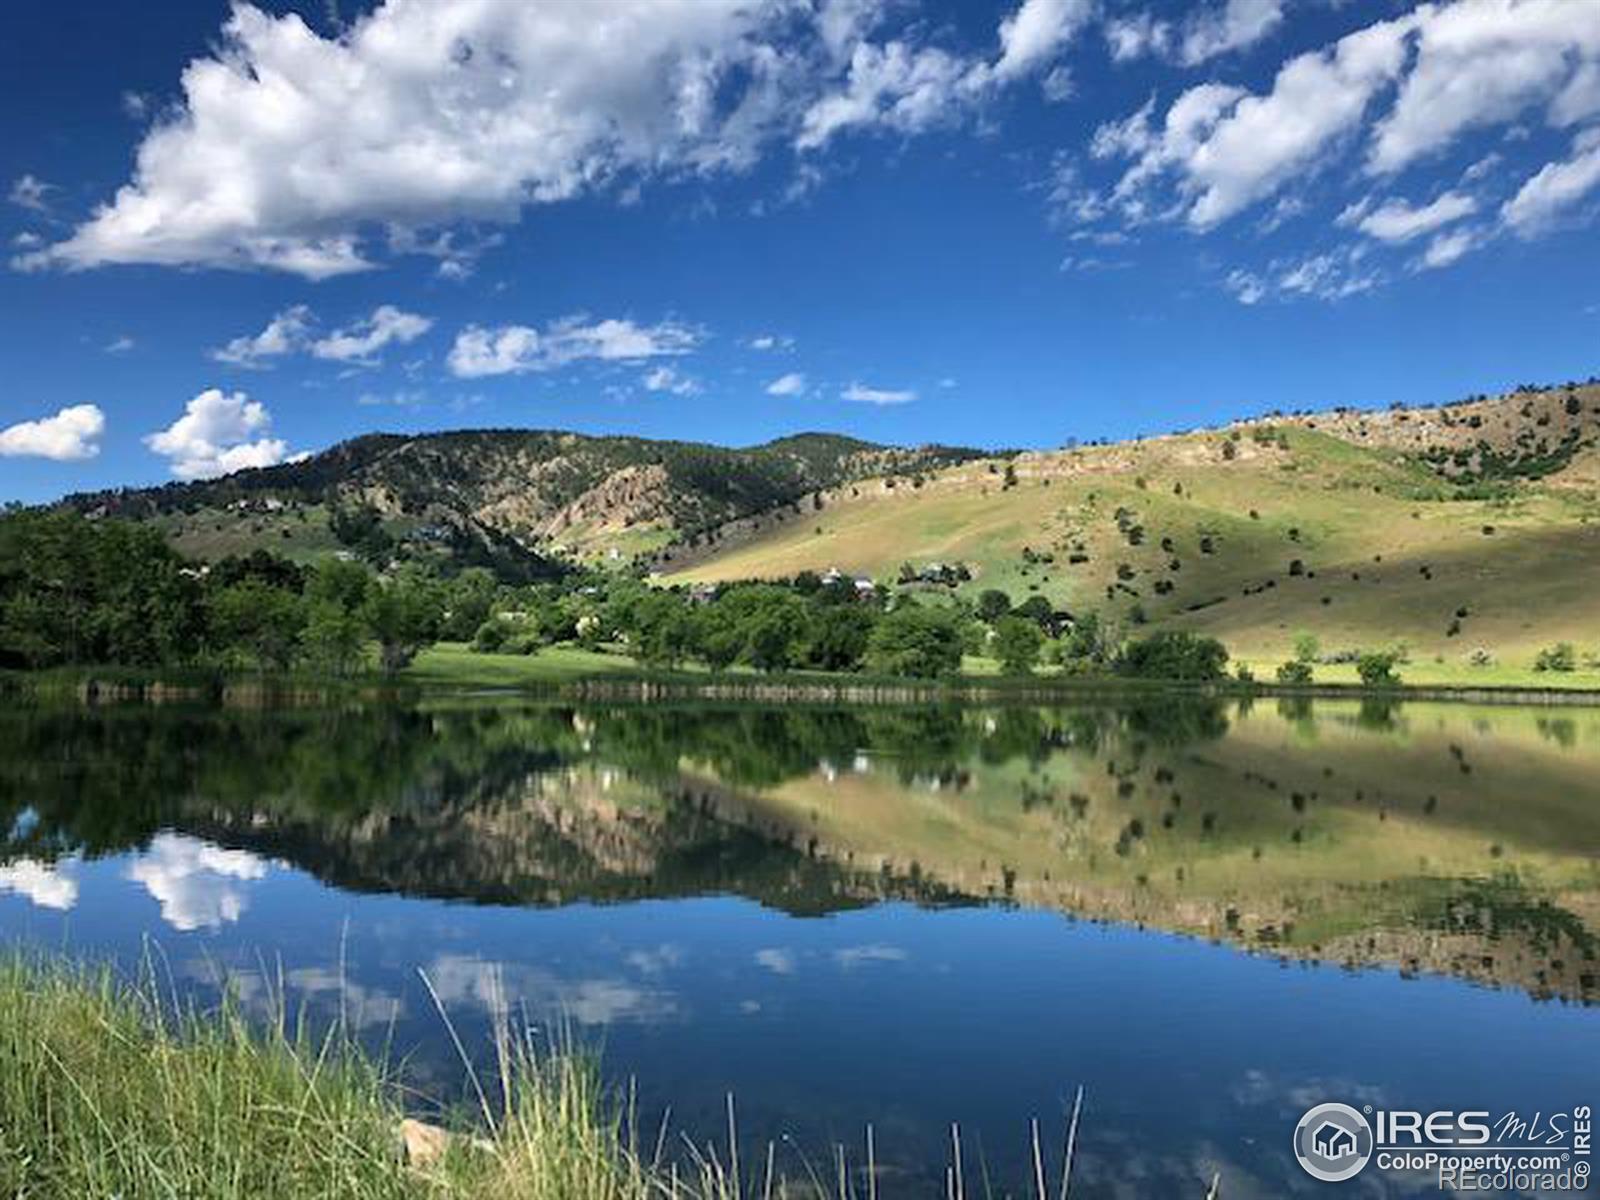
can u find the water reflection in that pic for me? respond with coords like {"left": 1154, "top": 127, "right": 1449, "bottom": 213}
{"left": 1, "top": 696, "right": 1597, "bottom": 1001}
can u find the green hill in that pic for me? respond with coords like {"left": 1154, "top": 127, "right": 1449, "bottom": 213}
{"left": 662, "top": 383, "right": 1600, "bottom": 670}
{"left": 62, "top": 429, "right": 985, "bottom": 580}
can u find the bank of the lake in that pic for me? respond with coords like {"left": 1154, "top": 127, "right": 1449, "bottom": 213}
{"left": 9, "top": 640, "right": 1600, "bottom": 707}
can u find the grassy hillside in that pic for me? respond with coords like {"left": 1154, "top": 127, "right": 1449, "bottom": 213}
{"left": 64, "top": 429, "right": 985, "bottom": 575}
{"left": 664, "top": 385, "right": 1600, "bottom": 670}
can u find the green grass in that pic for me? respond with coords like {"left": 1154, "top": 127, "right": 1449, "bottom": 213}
{"left": 0, "top": 952, "right": 741, "bottom": 1200}
{"left": 405, "top": 642, "right": 647, "bottom": 686}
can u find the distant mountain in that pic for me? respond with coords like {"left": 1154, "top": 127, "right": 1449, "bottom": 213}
{"left": 61, "top": 429, "right": 989, "bottom": 579}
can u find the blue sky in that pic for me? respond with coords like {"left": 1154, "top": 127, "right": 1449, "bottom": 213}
{"left": 3, "top": 0, "right": 1599, "bottom": 502}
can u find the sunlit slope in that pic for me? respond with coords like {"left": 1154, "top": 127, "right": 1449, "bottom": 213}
{"left": 664, "top": 423, "right": 1600, "bottom": 662}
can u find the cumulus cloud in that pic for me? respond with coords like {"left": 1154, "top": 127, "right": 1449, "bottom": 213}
{"left": 0, "top": 858, "right": 79, "bottom": 910}
{"left": 1105, "top": 0, "right": 1283, "bottom": 67}
{"left": 1090, "top": 0, "right": 1600, "bottom": 249}
{"left": 310, "top": 304, "right": 432, "bottom": 364}
{"left": 210, "top": 305, "right": 313, "bottom": 368}
{"left": 1100, "top": 13, "right": 1419, "bottom": 229}
{"left": 797, "top": 41, "right": 977, "bottom": 150}
{"left": 1369, "top": 0, "right": 1600, "bottom": 174}
{"left": 640, "top": 365, "right": 701, "bottom": 395}
{"left": 144, "top": 388, "right": 290, "bottom": 480}
{"left": 8, "top": 174, "right": 52, "bottom": 212}
{"left": 124, "top": 834, "right": 268, "bottom": 931}
{"left": 754, "top": 947, "right": 796, "bottom": 974}
{"left": 766, "top": 371, "right": 807, "bottom": 397}
{"left": 1351, "top": 191, "right": 1478, "bottom": 243}
{"left": 1224, "top": 247, "right": 1379, "bottom": 305}
{"left": 1502, "top": 129, "right": 1600, "bottom": 235}
{"left": 423, "top": 954, "right": 677, "bottom": 1026}
{"left": 747, "top": 332, "right": 794, "bottom": 351}
{"left": 0, "top": 404, "right": 106, "bottom": 461}
{"left": 1418, "top": 225, "right": 1487, "bottom": 269}
{"left": 447, "top": 316, "right": 701, "bottom": 378}
{"left": 20, "top": 0, "right": 1079, "bottom": 278}
{"left": 833, "top": 943, "right": 908, "bottom": 968}
{"left": 842, "top": 381, "right": 915, "bottom": 405}
{"left": 994, "top": 0, "right": 1094, "bottom": 81}
{"left": 105, "top": 335, "right": 136, "bottom": 354}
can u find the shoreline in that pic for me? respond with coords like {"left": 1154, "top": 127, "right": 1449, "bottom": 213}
{"left": 8, "top": 664, "right": 1600, "bottom": 708}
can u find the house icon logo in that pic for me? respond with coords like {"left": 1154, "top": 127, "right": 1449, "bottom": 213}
{"left": 1294, "top": 1102, "right": 1374, "bottom": 1182}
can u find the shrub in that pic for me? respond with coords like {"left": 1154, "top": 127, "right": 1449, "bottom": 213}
{"left": 1467, "top": 647, "right": 1494, "bottom": 668}
{"left": 1533, "top": 642, "right": 1577, "bottom": 672}
{"left": 992, "top": 616, "right": 1044, "bottom": 675}
{"left": 865, "top": 604, "right": 965, "bottom": 678}
{"left": 471, "top": 617, "right": 512, "bottom": 652}
{"left": 1117, "top": 631, "right": 1229, "bottom": 681}
{"left": 1291, "top": 632, "right": 1320, "bottom": 663}
{"left": 1356, "top": 650, "right": 1401, "bottom": 687}
{"left": 1276, "top": 660, "right": 1314, "bottom": 684}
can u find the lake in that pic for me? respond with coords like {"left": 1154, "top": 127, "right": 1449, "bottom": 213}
{"left": 1, "top": 694, "right": 1596, "bottom": 1196}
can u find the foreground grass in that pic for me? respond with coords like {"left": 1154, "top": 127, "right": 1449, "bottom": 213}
{"left": 0, "top": 955, "right": 733, "bottom": 1200}
{"left": 0, "top": 955, "right": 1228, "bottom": 1198}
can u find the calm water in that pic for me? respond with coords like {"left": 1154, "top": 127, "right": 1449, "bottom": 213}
{"left": 1, "top": 695, "right": 1597, "bottom": 1196}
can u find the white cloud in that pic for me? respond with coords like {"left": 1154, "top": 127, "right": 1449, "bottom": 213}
{"left": 145, "top": 388, "right": 290, "bottom": 480}
{"left": 9, "top": 174, "right": 52, "bottom": 212}
{"left": 423, "top": 955, "right": 676, "bottom": 1026}
{"left": 1418, "top": 225, "right": 1486, "bottom": 269}
{"left": 1178, "top": 0, "right": 1284, "bottom": 64}
{"left": 0, "top": 404, "right": 106, "bottom": 461}
{"left": 1105, "top": 0, "right": 1283, "bottom": 67}
{"left": 641, "top": 365, "right": 701, "bottom": 395}
{"left": 754, "top": 948, "right": 796, "bottom": 974}
{"left": 210, "top": 305, "right": 313, "bottom": 368}
{"left": 1088, "top": 0, "right": 1600, "bottom": 237}
{"left": 1224, "top": 247, "right": 1378, "bottom": 304}
{"left": 124, "top": 834, "right": 268, "bottom": 932}
{"left": 1224, "top": 268, "right": 1267, "bottom": 305}
{"left": 766, "top": 371, "right": 807, "bottom": 397}
{"left": 1369, "top": 0, "right": 1600, "bottom": 174}
{"left": 0, "top": 858, "right": 79, "bottom": 910}
{"left": 20, "top": 0, "right": 1078, "bottom": 278}
{"left": 310, "top": 304, "right": 431, "bottom": 364}
{"left": 842, "top": 381, "right": 915, "bottom": 405}
{"left": 11, "top": 231, "right": 42, "bottom": 249}
{"left": 1183, "top": 14, "right": 1417, "bottom": 228}
{"left": 994, "top": 0, "right": 1093, "bottom": 82}
{"left": 447, "top": 316, "right": 701, "bottom": 378}
{"left": 747, "top": 332, "right": 794, "bottom": 351}
{"left": 1502, "top": 130, "right": 1600, "bottom": 235}
{"left": 797, "top": 40, "right": 976, "bottom": 151}
{"left": 105, "top": 335, "right": 136, "bottom": 354}
{"left": 833, "top": 943, "right": 908, "bottom": 968}
{"left": 1354, "top": 191, "right": 1477, "bottom": 243}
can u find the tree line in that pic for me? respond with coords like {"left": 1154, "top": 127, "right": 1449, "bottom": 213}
{"left": 0, "top": 510, "right": 443, "bottom": 674}
{"left": 0, "top": 509, "right": 1238, "bottom": 682}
